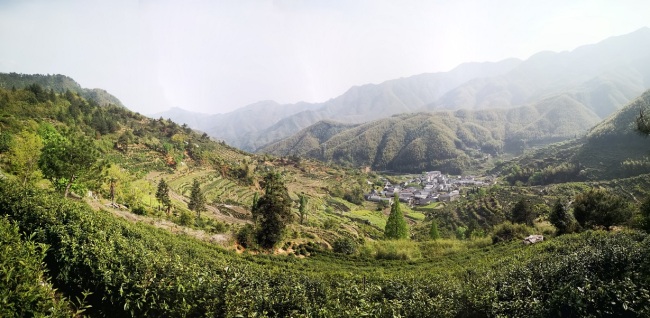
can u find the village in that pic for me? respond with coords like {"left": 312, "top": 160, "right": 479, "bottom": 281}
{"left": 365, "top": 171, "right": 494, "bottom": 207}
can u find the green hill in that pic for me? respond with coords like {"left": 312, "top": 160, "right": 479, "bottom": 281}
{"left": 0, "top": 72, "right": 124, "bottom": 107}
{"left": 497, "top": 89, "right": 650, "bottom": 184}
{"left": 262, "top": 96, "right": 600, "bottom": 173}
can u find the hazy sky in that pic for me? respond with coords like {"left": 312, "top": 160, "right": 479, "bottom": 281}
{"left": 0, "top": 0, "right": 648, "bottom": 115}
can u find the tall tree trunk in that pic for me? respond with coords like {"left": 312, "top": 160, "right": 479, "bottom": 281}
{"left": 64, "top": 175, "right": 76, "bottom": 198}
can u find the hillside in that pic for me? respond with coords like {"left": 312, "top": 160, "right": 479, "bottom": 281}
{"left": 157, "top": 58, "right": 521, "bottom": 150}
{"left": 497, "top": 89, "right": 650, "bottom": 184}
{"left": 261, "top": 96, "right": 601, "bottom": 173}
{"left": 0, "top": 72, "right": 124, "bottom": 107}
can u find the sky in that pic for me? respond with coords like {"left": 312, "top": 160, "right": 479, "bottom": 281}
{"left": 0, "top": 0, "right": 649, "bottom": 115}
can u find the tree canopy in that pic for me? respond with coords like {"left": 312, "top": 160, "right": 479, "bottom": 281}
{"left": 252, "top": 172, "right": 293, "bottom": 249}
{"left": 188, "top": 179, "right": 206, "bottom": 218}
{"left": 38, "top": 129, "right": 99, "bottom": 197}
{"left": 573, "top": 189, "right": 632, "bottom": 231}
{"left": 384, "top": 194, "right": 408, "bottom": 240}
{"left": 156, "top": 179, "right": 172, "bottom": 215}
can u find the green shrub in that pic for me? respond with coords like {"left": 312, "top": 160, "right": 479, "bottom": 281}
{"left": 236, "top": 224, "right": 256, "bottom": 248}
{"left": 332, "top": 237, "right": 357, "bottom": 255}
{"left": 0, "top": 217, "right": 74, "bottom": 317}
{"left": 132, "top": 206, "right": 147, "bottom": 215}
{"left": 178, "top": 210, "right": 193, "bottom": 226}
{"left": 491, "top": 222, "right": 532, "bottom": 244}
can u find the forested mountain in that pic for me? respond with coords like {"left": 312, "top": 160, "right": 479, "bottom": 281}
{"left": 262, "top": 95, "right": 601, "bottom": 173}
{"left": 0, "top": 72, "right": 124, "bottom": 108}
{"left": 498, "top": 89, "right": 650, "bottom": 184}
{"left": 157, "top": 58, "right": 521, "bottom": 150}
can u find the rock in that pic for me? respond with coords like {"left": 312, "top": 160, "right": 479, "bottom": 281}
{"left": 523, "top": 234, "right": 544, "bottom": 245}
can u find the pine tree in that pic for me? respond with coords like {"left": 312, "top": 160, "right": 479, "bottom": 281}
{"left": 429, "top": 219, "right": 440, "bottom": 240}
{"left": 384, "top": 194, "right": 408, "bottom": 239}
{"left": 252, "top": 172, "right": 293, "bottom": 249}
{"left": 298, "top": 193, "right": 308, "bottom": 225}
{"left": 188, "top": 179, "right": 206, "bottom": 218}
{"left": 156, "top": 179, "right": 172, "bottom": 215}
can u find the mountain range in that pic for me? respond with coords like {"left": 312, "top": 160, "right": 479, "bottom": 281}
{"left": 158, "top": 27, "right": 650, "bottom": 155}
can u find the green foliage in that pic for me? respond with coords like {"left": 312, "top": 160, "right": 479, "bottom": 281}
{"left": 429, "top": 219, "right": 441, "bottom": 240}
{"left": 187, "top": 178, "right": 206, "bottom": 218}
{"left": 177, "top": 210, "right": 193, "bottom": 226}
{"left": 549, "top": 199, "right": 577, "bottom": 235}
{"left": 332, "top": 237, "right": 357, "bottom": 255}
{"left": 155, "top": 179, "right": 172, "bottom": 214}
{"left": 38, "top": 129, "right": 99, "bottom": 197}
{"left": 491, "top": 222, "right": 532, "bottom": 244}
{"left": 252, "top": 172, "right": 293, "bottom": 249}
{"left": 6, "top": 130, "right": 43, "bottom": 185}
{"left": 0, "top": 217, "right": 74, "bottom": 317}
{"left": 510, "top": 198, "right": 536, "bottom": 226}
{"left": 638, "top": 196, "right": 650, "bottom": 233}
{"left": 384, "top": 194, "right": 408, "bottom": 239}
{"left": 1, "top": 181, "right": 650, "bottom": 317}
{"left": 298, "top": 193, "right": 308, "bottom": 225}
{"left": 0, "top": 131, "right": 11, "bottom": 153}
{"left": 236, "top": 224, "right": 256, "bottom": 248}
{"left": 573, "top": 189, "right": 633, "bottom": 230}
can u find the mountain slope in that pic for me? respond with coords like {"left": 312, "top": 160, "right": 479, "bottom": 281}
{"left": 261, "top": 97, "right": 601, "bottom": 173}
{"left": 430, "top": 27, "right": 650, "bottom": 117}
{"left": 497, "top": 89, "right": 650, "bottom": 183}
{"left": 0, "top": 72, "right": 124, "bottom": 107}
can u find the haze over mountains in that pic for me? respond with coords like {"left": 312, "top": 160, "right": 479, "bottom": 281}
{"left": 158, "top": 28, "right": 650, "bottom": 155}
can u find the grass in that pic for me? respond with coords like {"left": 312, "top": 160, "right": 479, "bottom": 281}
{"left": 348, "top": 209, "right": 387, "bottom": 229}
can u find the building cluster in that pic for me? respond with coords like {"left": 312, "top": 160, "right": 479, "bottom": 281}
{"left": 365, "top": 171, "right": 489, "bottom": 206}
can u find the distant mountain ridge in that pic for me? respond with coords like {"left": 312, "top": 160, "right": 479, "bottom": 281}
{"left": 430, "top": 27, "right": 650, "bottom": 117}
{"left": 0, "top": 72, "right": 124, "bottom": 107}
{"left": 158, "top": 27, "right": 650, "bottom": 154}
{"left": 155, "top": 59, "right": 522, "bottom": 150}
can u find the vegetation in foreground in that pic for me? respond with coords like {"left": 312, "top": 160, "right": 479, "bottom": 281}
{"left": 1, "top": 180, "right": 650, "bottom": 317}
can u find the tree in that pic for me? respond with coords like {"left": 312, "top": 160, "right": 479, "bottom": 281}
{"left": 251, "top": 192, "right": 258, "bottom": 211}
{"left": 549, "top": 199, "right": 576, "bottom": 235}
{"left": 636, "top": 107, "right": 650, "bottom": 136}
{"left": 429, "top": 219, "right": 440, "bottom": 240}
{"left": 7, "top": 131, "right": 43, "bottom": 185}
{"left": 252, "top": 172, "right": 293, "bottom": 249}
{"left": 384, "top": 194, "right": 408, "bottom": 239}
{"left": 156, "top": 179, "right": 172, "bottom": 215}
{"left": 573, "top": 189, "right": 632, "bottom": 231}
{"left": 298, "top": 193, "right": 308, "bottom": 225}
{"left": 39, "top": 130, "right": 99, "bottom": 197}
{"left": 188, "top": 179, "right": 206, "bottom": 218}
{"left": 638, "top": 196, "right": 650, "bottom": 233}
{"left": 511, "top": 198, "right": 536, "bottom": 226}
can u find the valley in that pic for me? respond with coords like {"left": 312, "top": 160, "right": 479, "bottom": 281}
{"left": 1, "top": 29, "right": 650, "bottom": 317}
